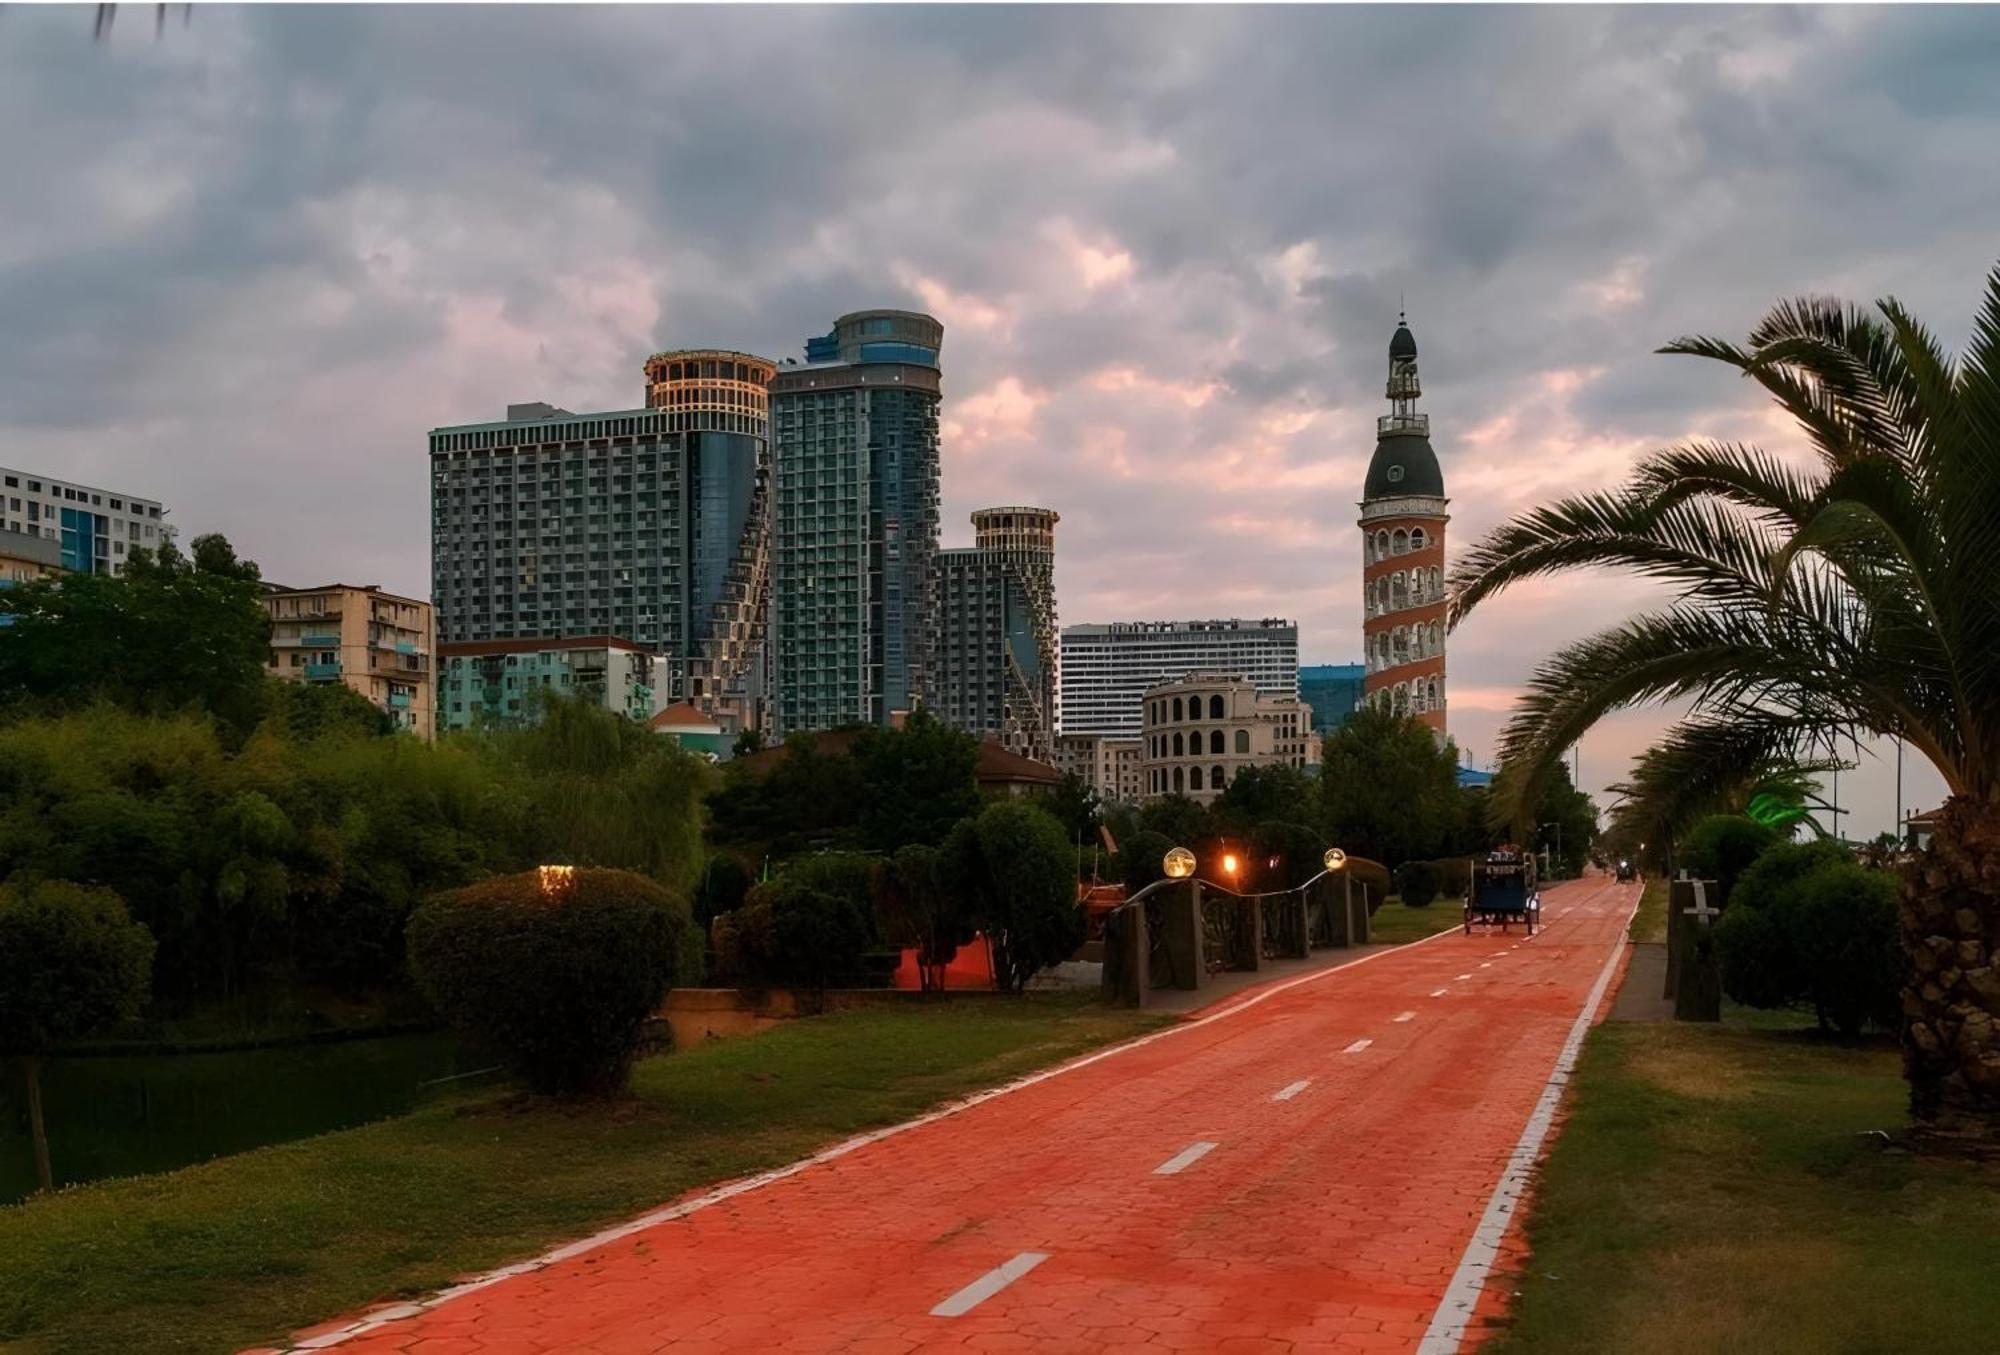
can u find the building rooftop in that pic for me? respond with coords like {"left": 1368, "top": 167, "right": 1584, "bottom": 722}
{"left": 438, "top": 634, "right": 648, "bottom": 657}
{"left": 264, "top": 582, "right": 430, "bottom": 609}
{"left": 1063, "top": 618, "right": 1298, "bottom": 636}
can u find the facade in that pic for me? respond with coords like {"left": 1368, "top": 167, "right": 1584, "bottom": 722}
{"left": 649, "top": 702, "right": 731, "bottom": 760}
{"left": 264, "top": 584, "right": 435, "bottom": 738}
{"left": 768, "top": 310, "right": 943, "bottom": 735}
{"left": 0, "top": 466, "right": 168, "bottom": 576}
{"left": 0, "top": 528, "right": 60, "bottom": 585}
{"left": 1359, "top": 316, "right": 1450, "bottom": 730}
{"left": 1053, "top": 732, "right": 1146, "bottom": 807}
{"left": 427, "top": 350, "right": 774, "bottom": 722}
{"left": 436, "top": 635, "right": 654, "bottom": 732}
{"left": 1059, "top": 618, "right": 1299, "bottom": 738}
{"left": 1138, "top": 672, "right": 1313, "bottom": 804}
{"left": 1299, "top": 662, "right": 1367, "bottom": 733}
{"left": 929, "top": 506, "right": 1058, "bottom": 762}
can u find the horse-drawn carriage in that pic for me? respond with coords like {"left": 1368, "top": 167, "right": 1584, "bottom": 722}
{"left": 1466, "top": 846, "right": 1540, "bottom": 935}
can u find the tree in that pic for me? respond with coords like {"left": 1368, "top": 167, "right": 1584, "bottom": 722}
{"left": 0, "top": 881, "right": 155, "bottom": 1191}
{"left": 1137, "top": 794, "right": 1211, "bottom": 849}
{"left": 265, "top": 679, "right": 392, "bottom": 741}
{"left": 1681, "top": 814, "right": 1781, "bottom": 907}
{"left": 851, "top": 711, "right": 981, "bottom": 852}
{"left": 1525, "top": 763, "right": 1600, "bottom": 879}
{"left": 1117, "top": 829, "right": 1175, "bottom": 892}
{"left": 1041, "top": 772, "right": 1102, "bottom": 844}
{"left": 942, "top": 801, "right": 1084, "bottom": 992}
{"left": 1211, "top": 764, "right": 1319, "bottom": 836}
{"left": 1321, "top": 707, "right": 1466, "bottom": 867}
{"left": 0, "top": 533, "right": 271, "bottom": 735}
{"left": 1451, "top": 265, "right": 2000, "bottom": 1137}
{"left": 872, "top": 843, "right": 969, "bottom": 992}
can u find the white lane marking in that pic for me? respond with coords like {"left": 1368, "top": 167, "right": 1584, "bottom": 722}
{"left": 930, "top": 1252, "right": 1050, "bottom": 1317}
{"left": 278, "top": 915, "right": 1471, "bottom": 1350}
{"left": 1154, "top": 1141, "right": 1219, "bottom": 1175}
{"left": 1417, "top": 887, "right": 1636, "bottom": 1355}
{"left": 1342, "top": 1038, "right": 1373, "bottom": 1054}
{"left": 1479, "top": 963, "right": 1492, "bottom": 969}
{"left": 1393, "top": 1011, "right": 1416, "bottom": 1023}
{"left": 1456, "top": 973, "right": 1473, "bottom": 980}
{"left": 1430, "top": 988, "right": 1449, "bottom": 997}
{"left": 1273, "top": 1079, "right": 1312, "bottom": 1102}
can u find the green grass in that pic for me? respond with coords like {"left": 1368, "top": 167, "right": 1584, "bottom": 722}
{"left": 1490, "top": 1011, "right": 2000, "bottom": 1354}
{"left": 1368, "top": 896, "right": 1466, "bottom": 944}
{"left": 1629, "top": 873, "right": 1669, "bottom": 943}
{"left": 0, "top": 993, "right": 1165, "bottom": 1355}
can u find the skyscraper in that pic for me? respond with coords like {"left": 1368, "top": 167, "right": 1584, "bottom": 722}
{"left": 930, "top": 506, "right": 1058, "bottom": 762}
{"left": 768, "top": 310, "right": 943, "bottom": 734}
{"left": 428, "top": 350, "right": 774, "bottom": 723}
{"left": 1058, "top": 618, "right": 1299, "bottom": 738}
{"left": 1359, "top": 315, "right": 1449, "bottom": 730}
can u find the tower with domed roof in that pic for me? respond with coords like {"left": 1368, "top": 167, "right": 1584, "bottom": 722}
{"left": 1358, "top": 315, "right": 1449, "bottom": 731}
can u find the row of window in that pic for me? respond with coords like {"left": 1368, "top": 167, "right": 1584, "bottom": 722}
{"left": 1364, "top": 525, "right": 1435, "bottom": 562}
{"left": 1365, "top": 565, "right": 1444, "bottom": 616}
{"left": 1368, "top": 621, "right": 1444, "bottom": 671}
{"left": 1369, "top": 677, "right": 1445, "bottom": 715}
{"left": 1148, "top": 727, "right": 1253, "bottom": 758}
{"left": 1150, "top": 692, "right": 1231, "bottom": 723}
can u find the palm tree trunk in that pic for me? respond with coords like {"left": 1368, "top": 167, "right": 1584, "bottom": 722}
{"left": 21, "top": 1054, "right": 53, "bottom": 1193}
{"left": 1901, "top": 796, "right": 2000, "bottom": 1139}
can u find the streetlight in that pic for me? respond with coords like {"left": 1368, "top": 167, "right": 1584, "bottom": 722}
{"left": 1162, "top": 846, "right": 1196, "bottom": 880}
{"left": 1323, "top": 847, "right": 1348, "bottom": 872}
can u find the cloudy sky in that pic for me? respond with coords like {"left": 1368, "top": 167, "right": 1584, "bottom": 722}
{"left": 6, "top": 3, "right": 1995, "bottom": 834}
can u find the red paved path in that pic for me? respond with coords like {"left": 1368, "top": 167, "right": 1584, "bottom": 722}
{"left": 288, "top": 876, "right": 1634, "bottom": 1355}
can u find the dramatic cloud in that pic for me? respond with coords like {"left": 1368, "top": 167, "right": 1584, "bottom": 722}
{"left": 5, "top": 4, "right": 1992, "bottom": 831}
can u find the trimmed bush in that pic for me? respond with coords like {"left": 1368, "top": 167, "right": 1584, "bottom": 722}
{"left": 406, "top": 867, "right": 687, "bottom": 1096}
{"left": 943, "top": 801, "right": 1086, "bottom": 992}
{"left": 1714, "top": 841, "right": 1900, "bottom": 1036}
{"left": 1682, "top": 814, "right": 1781, "bottom": 906}
{"left": 1396, "top": 860, "right": 1441, "bottom": 908}
{"left": 738, "top": 876, "right": 874, "bottom": 993}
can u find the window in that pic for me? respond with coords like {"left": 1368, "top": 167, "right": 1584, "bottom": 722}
{"left": 1213, "top": 765, "right": 1226, "bottom": 789}
{"left": 1392, "top": 528, "right": 1408, "bottom": 555}
{"left": 1209, "top": 694, "right": 1224, "bottom": 719}
{"left": 1189, "top": 766, "right": 1204, "bottom": 792}
{"left": 1411, "top": 527, "right": 1426, "bottom": 551}
{"left": 1235, "top": 729, "right": 1250, "bottom": 754}
{"left": 1172, "top": 696, "right": 1183, "bottom": 722}
{"left": 1209, "top": 729, "right": 1224, "bottom": 755}
{"left": 1173, "top": 766, "right": 1184, "bottom": 793}
{"left": 1172, "top": 732, "right": 1184, "bottom": 757}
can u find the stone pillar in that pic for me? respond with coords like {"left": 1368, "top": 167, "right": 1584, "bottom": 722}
{"left": 1349, "top": 880, "right": 1372, "bottom": 947}
{"left": 1242, "top": 896, "right": 1265, "bottom": 971}
{"left": 1163, "top": 880, "right": 1207, "bottom": 991}
{"left": 1101, "top": 902, "right": 1149, "bottom": 1008}
{"left": 1669, "top": 877, "right": 1722, "bottom": 1022}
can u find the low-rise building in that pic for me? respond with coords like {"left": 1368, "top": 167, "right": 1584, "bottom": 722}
{"left": 0, "top": 528, "right": 60, "bottom": 586}
{"left": 1138, "top": 671, "right": 1313, "bottom": 804}
{"left": 0, "top": 466, "right": 169, "bottom": 575}
{"left": 650, "top": 701, "right": 731, "bottom": 760}
{"left": 1053, "top": 732, "right": 1145, "bottom": 807}
{"left": 437, "top": 635, "right": 654, "bottom": 732}
{"left": 264, "top": 583, "right": 435, "bottom": 738}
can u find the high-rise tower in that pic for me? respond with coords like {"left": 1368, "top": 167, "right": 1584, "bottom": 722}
{"left": 1359, "top": 315, "right": 1449, "bottom": 730}
{"left": 930, "top": 506, "right": 1058, "bottom": 762}
{"left": 769, "top": 310, "right": 943, "bottom": 734}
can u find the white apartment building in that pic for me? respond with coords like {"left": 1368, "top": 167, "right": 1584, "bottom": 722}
{"left": 0, "top": 467, "right": 169, "bottom": 576}
{"left": 1138, "top": 671, "right": 1314, "bottom": 804}
{"left": 1053, "top": 732, "right": 1145, "bottom": 806}
{"left": 1059, "top": 618, "right": 1299, "bottom": 738}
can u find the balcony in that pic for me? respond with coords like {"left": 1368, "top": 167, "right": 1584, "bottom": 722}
{"left": 303, "top": 661, "right": 343, "bottom": 681}
{"left": 301, "top": 634, "right": 340, "bottom": 648}
{"left": 388, "top": 691, "right": 412, "bottom": 709}
{"left": 1376, "top": 413, "right": 1430, "bottom": 437}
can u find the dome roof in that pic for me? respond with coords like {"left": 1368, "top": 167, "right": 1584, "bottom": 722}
{"left": 1364, "top": 431, "right": 1444, "bottom": 499}
{"left": 1389, "top": 322, "right": 1418, "bottom": 360}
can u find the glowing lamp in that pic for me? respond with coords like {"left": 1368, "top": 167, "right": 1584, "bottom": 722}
{"left": 1162, "top": 847, "right": 1196, "bottom": 880}
{"left": 1323, "top": 848, "right": 1348, "bottom": 872}
{"left": 1222, "top": 853, "right": 1240, "bottom": 876}
{"left": 538, "top": 864, "right": 577, "bottom": 899}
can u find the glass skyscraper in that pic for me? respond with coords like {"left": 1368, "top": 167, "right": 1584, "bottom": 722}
{"left": 768, "top": 310, "right": 943, "bottom": 734}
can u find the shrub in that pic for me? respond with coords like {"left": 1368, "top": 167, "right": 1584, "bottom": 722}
{"left": 1117, "top": 830, "right": 1174, "bottom": 892}
{"left": 1715, "top": 841, "right": 1901, "bottom": 1035}
{"left": 943, "top": 801, "right": 1086, "bottom": 992}
{"left": 1682, "top": 814, "right": 1781, "bottom": 906}
{"left": 406, "top": 867, "right": 687, "bottom": 1096}
{"left": 1396, "top": 860, "right": 1441, "bottom": 908}
{"left": 0, "top": 880, "right": 156, "bottom": 1190}
{"left": 693, "top": 854, "right": 752, "bottom": 930}
{"left": 873, "top": 844, "right": 968, "bottom": 992}
{"left": 1250, "top": 821, "right": 1327, "bottom": 891}
{"left": 721, "top": 874, "right": 873, "bottom": 993}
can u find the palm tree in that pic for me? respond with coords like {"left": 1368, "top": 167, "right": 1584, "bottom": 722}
{"left": 1450, "top": 263, "right": 2000, "bottom": 1140}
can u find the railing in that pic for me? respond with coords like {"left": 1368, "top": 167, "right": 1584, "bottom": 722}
{"left": 303, "top": 661, "right": 342, "bottom": 680}
{"left": 1102, "top": 868, "right": 1374, "bottom": 1009}
{"left": 1376, "top": 412, "right": 1430, "bottom": 437}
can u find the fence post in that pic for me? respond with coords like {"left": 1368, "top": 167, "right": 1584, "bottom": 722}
{"left": 1349, "top": 881, "right": 1372, "bottom": 946}
{"left": 1101, "top": 903, "right": 1149, "bottom": 1008}
{"left": 1164, "top": 879, "right": 1207, "bottom": 991}
{"left": 1242, "top": 895, "right": 1264, "bottom": 971}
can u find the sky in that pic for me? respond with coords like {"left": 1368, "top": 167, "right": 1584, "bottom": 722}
{"left": 4, "top": 3, "right": 1995, "bottom": 837}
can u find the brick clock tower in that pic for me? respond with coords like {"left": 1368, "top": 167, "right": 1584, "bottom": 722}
{"left": 1359, "top": 315, "right": 1449, "bottom": 731}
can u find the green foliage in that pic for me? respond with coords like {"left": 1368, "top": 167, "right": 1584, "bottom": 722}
{"left": 872, "top": 844, "right": 967, "bottom": 990}
{"left": 1528, "top": 764, "right": 1600, "bottom": 878}
{"left": 1212, "top": 765, "right": 1319, "bottom": 836}
{"left": 1682, "top": 814, "right": 1781, "bottom": 906}
{"left": 1321, "top": 707, "right": 1469, "bottom": 867}
{"left": 0, "top": 881, "right": 155, "bottom": 1055}
{"left": 850, "top": 710, "right": 981, "bottom": 852}
{"left": 1248, "top": 821, "right": 1327, "bottom": 891}
{"left": 942, "top": 801, "right": 1085, "bottom": 992}
{"left": 706, "top": 732, "right": 866, "bottom": 857}
{"left": 1136, "top": 794, "right": 1211, "bottom": 848}
{"left": 1715, "top": 842, "right": 1900, "bottom": 1035}
{"left": 1396, "top": 860, "right": 1441, "bottom": 907}
{"left": 0, "top": 534, "right": 271, "bottom": 735}
{"left": 692, "top": 854, "right": 751, "bottom": 931}
{"left": 1041, "top": 773, "right": 1101, "bottom": 843}
{"left": 720, "top": 875, "right": 874, "bottom": 994}
{"left": 406, "top": 868, "right": 685, "bottom": 1096}
{"left": 1116, "top": 830, "right": 1174, "bottom": 892}
{"left": 265, "top": 680, "right": 392, "bottom": 741}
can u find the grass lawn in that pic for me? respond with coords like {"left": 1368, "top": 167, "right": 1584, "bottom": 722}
{"left": 1629, "top": 873, "right": 1669, "bottom": 943}
{"left": 0, "top": 993, "right": 1165, "bottom": 1355}
{"left": 1368, "top": 896, "right": 1466, "bottom": 944}
{"left": 1491, "top": 1010, "right": 2000, "bottom": 1354}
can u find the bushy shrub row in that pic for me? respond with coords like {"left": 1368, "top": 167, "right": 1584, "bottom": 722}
{"left": 1714, "top": 840, "right": 1899, "bottom": 1036}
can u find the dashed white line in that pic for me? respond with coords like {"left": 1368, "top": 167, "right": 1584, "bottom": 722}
{"left": 1153, "top": 1142, "right": 1218, "bottom": 1175}
{"left": 930, "top": 1252, "right": 1050, "bottom": 1317}
{"left": 1456, "top": 973, "right": 1473, "bottom": 980}
{"left": 1342, "top": 1038, "right": 1373, "bottom": 1054}
{"left": 1430, "top": 988, "right": 1449, "bottom": 997}
{"left": 1393, "top": 1011, "right": 1416, "bottom": 1023}
{"left": 1273, "top": 1079, "right": 1312, "bottom": 1102}
{"left": 1479, "top": 963, "right": 1492, "bottom": 969}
